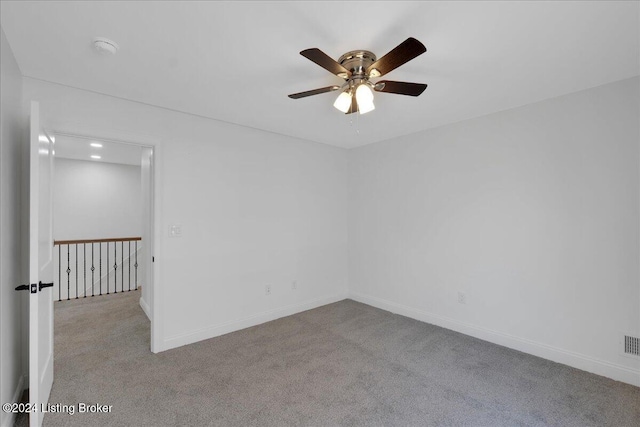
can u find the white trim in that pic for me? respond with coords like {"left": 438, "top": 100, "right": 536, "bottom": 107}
{"left": 349, "top": 292, "right": 640, "bottom": 387}
{"left": 162, "top": 292, "right": 349, "bottom": 351}
{"left": 51, "top": 130, "right": 162, "bottom": 355}
{"left": 139, "top": 297, "right": 151, "bottom": 321}
{"left": 1, "top": 374, "right": 25, "bottom": 427}
{"left": 150, "top": 145, "right": 162, "bottom": 353}
{"left": 40, "top": 351, "right": 52, "bottom": 384}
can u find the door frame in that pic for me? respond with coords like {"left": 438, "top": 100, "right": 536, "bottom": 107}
{"left": 49, "top": 131, "right": 163, "bottom": 353}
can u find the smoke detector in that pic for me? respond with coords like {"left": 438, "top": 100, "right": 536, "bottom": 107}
{"left": 92, "top": 37, "right": 119, "bottom": 55}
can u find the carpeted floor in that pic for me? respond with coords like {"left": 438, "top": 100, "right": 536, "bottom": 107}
{"left": 31, "top": 290, "right": 639, "bottom": 426}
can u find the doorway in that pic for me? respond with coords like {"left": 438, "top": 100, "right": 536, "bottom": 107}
{"left": 21, "top": 103, "right": 161, "bottom": 427}
{"left": 50, "top": 132, "right": 156, "bottom": 347}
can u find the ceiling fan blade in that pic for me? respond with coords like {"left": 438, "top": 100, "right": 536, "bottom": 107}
{"left": 300, "top": 48, "right": 352, "bottom": 79}
{"left": 366, "top": 37, "right": 426, "bottom": 77}
{"left": 346, "top": 95, "right": 358, "bottom": 114}
{"left": 374, "top": 81, "right": 428, "bottom": 97}
{"left": 288, "top": 85, "right": 340, "bottom": 99}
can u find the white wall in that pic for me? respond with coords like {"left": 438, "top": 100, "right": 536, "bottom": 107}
{"left": 349, "top": 77, "right": 640, "bottom": 386}
{"left": 23, "top": 78, "right": 349, "bottom": 352}
{"left": 53, "top": 157, "right": 142, "bottom": 240}
{"left": 0, "top": 27, "right": 26, "bottom": 427}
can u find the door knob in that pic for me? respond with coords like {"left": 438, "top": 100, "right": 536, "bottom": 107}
{"left": 15, "top": 282, "right": 54, "bottom": 292}
{"left": 39, "top": 281, "right": 54, "bottom": 291}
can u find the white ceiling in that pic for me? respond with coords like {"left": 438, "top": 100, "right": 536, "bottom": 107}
{"left": 53, "top": 134, "right": 142, "bottom": 166}
{"left": 2, "top": 1, "right": 638, "bottom": 148}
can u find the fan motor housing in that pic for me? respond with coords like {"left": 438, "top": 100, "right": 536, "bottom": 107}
{"left": 338, "top": 50, "right": 377, "bottom": 77}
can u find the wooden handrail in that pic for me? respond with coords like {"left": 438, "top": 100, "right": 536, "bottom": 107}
{"left": 53, "top": 237, "right": 142, "bottom": 246}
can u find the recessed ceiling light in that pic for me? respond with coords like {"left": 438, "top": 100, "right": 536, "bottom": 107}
{"left": 90, "top": 142, "right": 103, "bottom": 148}
{"left": 92, "top": 37, "right": 119, "bottom": 55}
{"left": 91, "top": 155, "right": 101, "bottom": 160}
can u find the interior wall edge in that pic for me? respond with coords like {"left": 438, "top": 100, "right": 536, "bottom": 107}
{"left": 21, "top": 75, "right": 343, "bottom": 150}
{"left": 139, "top": 297, "right": 151, "bottom": 321}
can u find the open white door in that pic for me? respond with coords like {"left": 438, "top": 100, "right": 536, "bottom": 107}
{"left": 28, "top": 101, "right": 54, "bottom": 427}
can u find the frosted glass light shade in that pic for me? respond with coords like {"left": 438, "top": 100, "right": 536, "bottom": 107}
{"left": 358, "top": 99, "right": 375, "bottom": 114}
{"left": 356, "top": 84, "right": 375, "bottom": 114}
{"left": 333, "top": 91, "right": 352, "bottom": 113}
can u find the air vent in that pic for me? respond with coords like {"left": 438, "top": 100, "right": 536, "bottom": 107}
{"left": 624, "top": 335, "right": 640, "bottom": 357}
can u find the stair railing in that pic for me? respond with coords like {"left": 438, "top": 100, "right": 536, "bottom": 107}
{"left": 53, "top": 237, "right": 142, "bottom": 301}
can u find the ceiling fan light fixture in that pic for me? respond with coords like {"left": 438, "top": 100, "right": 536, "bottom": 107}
{"left": 358, "top": 100, "right": 375, "bottom": 114}
{"left": 355, "top": 84, "right": 375, "bottom": 114}
{"left": 288, "top": 37, "right": 427, "bottom": 115}
{"left": 333, "top": 91, "right": 352, "bottom": 113}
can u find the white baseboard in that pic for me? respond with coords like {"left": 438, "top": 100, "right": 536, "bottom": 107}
{"left": 1, "top": 374, "right": 25, "bottom": 427}
{"left": 139, "top": 297, "right": 151, "bottom": 320}
{"left": 349, "top": 292, "right": 640, "bottom": 387}
{"left": 162, "top": 292, "right": 349, "bottom": 351}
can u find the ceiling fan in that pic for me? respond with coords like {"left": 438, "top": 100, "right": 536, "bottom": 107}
{"left": 288, "top": 37, "right": 428, "bottom": 114}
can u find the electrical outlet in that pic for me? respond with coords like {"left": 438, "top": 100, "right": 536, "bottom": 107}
{"left": 292, "top": 281, "right": 297, "bottom": 290}
{"left": 457, "top": 291, "right": 466, "bottom": 304}
{"left": 265, "top": 284, "right": 271, "bottom": 295}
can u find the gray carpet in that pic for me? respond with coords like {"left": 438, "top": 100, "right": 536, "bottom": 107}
{"left": 34, "top": 290, "right": 639, "bottom": 426}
